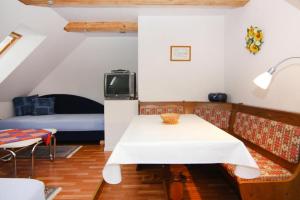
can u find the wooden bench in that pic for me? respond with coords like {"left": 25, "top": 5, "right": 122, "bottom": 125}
{"left": 139, "top": 102, "right": 185, "bottom": 115}
{"left": 191, "top": 102, "right": 232, "bottom": 131}
{"left": 139, "top": 101, "right": 300, "bottom": 200}
{"left": 223, "top": 104, "right": 300, "bottom": 200}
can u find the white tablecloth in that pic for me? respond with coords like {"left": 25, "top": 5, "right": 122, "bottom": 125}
{"left": 103, "top": 114, "right": 260, "bottom": 184}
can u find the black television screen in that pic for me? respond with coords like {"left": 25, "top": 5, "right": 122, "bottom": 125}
{"left": 106, "top": 74, "right": 129, "bottom": 95}
{"left": 104, "top": 72, "right": 136, "bottom": 99}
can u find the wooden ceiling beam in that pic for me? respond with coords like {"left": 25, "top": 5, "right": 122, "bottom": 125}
{"left": 19, "top": 0, "right": 249, "bottom": 7}
{"left": 64, "top": 22, "right": 138, "bottom": 33}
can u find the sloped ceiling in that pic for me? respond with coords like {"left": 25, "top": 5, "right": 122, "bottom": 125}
{"left": 0, "top": 0, "right": 85, "bottom": 101}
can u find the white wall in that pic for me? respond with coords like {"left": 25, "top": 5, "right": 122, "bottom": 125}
{"left": 31, "top": 37, "right": 138, "bottom": 104}
{"left": 0, "top": 102, "right": 13, "bottom": 119}
{"left": 138, "top": 16, "right": 225, "bottom": 101}
{"left": 225, "top": 0, "right": 300, "bottom": 112}
{"left": 104, "top": 100, "right": 138, "bottom": 151}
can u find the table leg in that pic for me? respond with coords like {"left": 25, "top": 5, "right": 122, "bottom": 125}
{"left": 49, "top": 134, "right": 56, "bottom": 161}
{"left": 136, "top": 164, "right": 144, "bottom": 171}
{"left": 167, "top": 165, "right": 186, "bottom": 200}
{"left": 49, "top": 136, "right": 52, "bottom": 160}
{"left": 53, "top": 135, "right": 56, "bottom": 160}
{"left": 5, "top": 149, "right": 17, "bottom": 177}
{"left": 140, "top": 164, "right": 186, "bottom": 200}
{"left": 141, "top": 164, "right": 169, "bottom": 184}
{"left": 31, "top": 141, "right": 41, "bottom": 178}
{"left": 12, "top": 152, "right": 17, "bottom": 178}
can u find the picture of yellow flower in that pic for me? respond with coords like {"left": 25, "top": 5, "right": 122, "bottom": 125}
{"left": 250, "top": 43, "right": 259, "bottom": 54}
{"left": 246, "top": 26, "right": 264, "bottom": 54}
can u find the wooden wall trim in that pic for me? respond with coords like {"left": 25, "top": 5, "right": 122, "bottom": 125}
{"left": 19, "top": 0, "right": 250, "bottom": 7}
{"left": 234, "top": 104, "right": 300, "bottom": 127}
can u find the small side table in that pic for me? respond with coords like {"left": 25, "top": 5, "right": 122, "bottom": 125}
{"left": 0, "top": 138, "right": 42, "bottom": 177}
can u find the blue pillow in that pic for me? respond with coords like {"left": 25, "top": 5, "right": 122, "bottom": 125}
{"left": 13, "top": 95, "right": 38, "bottom": 116}
{"left": 32, "top": 97, "right": 55, "bottom": 115}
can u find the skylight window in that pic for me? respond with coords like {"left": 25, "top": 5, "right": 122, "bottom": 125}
{"left": 0, "top": 32, "right": 22, "bottom": 56}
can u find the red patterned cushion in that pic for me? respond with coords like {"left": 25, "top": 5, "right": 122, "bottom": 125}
{"left": 233, "top": 112, "right": 300, "bottom": 163}
{"left": 194, "top": 107, "right": 231, "bottom": 129}
{"left": 140, "top": 105, "right": 184, "bottom": 115}
{"left": 223, "top": 147, "right": 292, "bottom": 182}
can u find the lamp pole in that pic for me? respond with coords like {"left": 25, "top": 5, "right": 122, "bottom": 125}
{"left": 267, "top": 56, "right": 300, "bottom": 74}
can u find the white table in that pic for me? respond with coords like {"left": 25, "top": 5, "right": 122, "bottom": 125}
{"left": 103, "top": 114, "right": 260, "bottom": 184}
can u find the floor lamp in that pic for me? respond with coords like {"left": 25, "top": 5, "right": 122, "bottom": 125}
{"left": 253, "top": 57, "right": 300, "bottom": 89}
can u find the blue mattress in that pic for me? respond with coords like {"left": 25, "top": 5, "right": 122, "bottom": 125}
{"left": 0, "top": 114, "right": 104, "bottom": 132}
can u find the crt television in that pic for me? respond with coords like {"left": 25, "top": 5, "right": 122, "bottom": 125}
{"left": 104, "top": 71, "right": 136, "bottom": 99}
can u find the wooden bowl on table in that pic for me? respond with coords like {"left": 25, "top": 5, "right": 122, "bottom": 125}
{"left": 160, "top": 113, "right": 180, "bottom": 125}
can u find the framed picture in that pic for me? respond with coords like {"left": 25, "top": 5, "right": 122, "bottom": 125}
{"left": 170, "top": 46, "right": 191, "bottom": 61}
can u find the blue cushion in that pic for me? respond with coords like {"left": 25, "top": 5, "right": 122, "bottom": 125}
{"left": 32, "top": 97, "right": 55, "bottom": 115}
{"left": 13, "top": 95, "right": 38, "bottom": 116}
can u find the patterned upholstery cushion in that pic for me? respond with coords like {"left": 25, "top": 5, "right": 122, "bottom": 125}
{"left": 194, "top": 107, "right": 231, "bottom": 129}
{"left": 140, "top": 104, "right": 184, "bottom": 115}
{"left": 234, "top": 112, "right": 300, "bottom": 163}
{"left": 32, "top": 97, "right": 55, "bottom": 115}
{"left": 223, "top": 147, "right": 292, "bottom": 182}
{"left": 13, "top": 95, "right": 38, "bottom": 116}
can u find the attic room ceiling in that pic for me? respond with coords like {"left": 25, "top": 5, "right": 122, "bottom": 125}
{"left": 19, "top": 0, "right": 250, "bottom": 33}
{"left": 53, "top": 7, "right": 228, "bottom": 22}
{"left": 19, "top": 0, "right": 249, "bottom": 7}
{"left": 19, "top": 0, "right": 250, "bottom": 23}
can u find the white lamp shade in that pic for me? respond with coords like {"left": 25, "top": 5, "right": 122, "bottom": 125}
{"left": 253, "top": 72, "right": 273, "bottom": 89}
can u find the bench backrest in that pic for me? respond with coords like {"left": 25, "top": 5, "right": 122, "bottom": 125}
{"left": 194, "top": 104, "right": 232, "bottom": 130}
{"left": 139, "top": 102, "right": 232, "bottom": 130}
{"left": 229, "top": 104, "right": 300, "bottom": 172}
{"left": 233, "top": 112, "right": 300, "bottom": 164}
{"left": 139, "top": 102, "right": 185, "bottom": 115}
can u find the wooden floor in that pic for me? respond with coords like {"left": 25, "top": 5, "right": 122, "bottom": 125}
{"left": 0, "top": 145, "right": 110, "bottom": 200}
{"left": 0, "top": 145, "right": 240, "bottom": 200}
{"left": 98, "top": 164, "right": 240, "bottom": 200}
